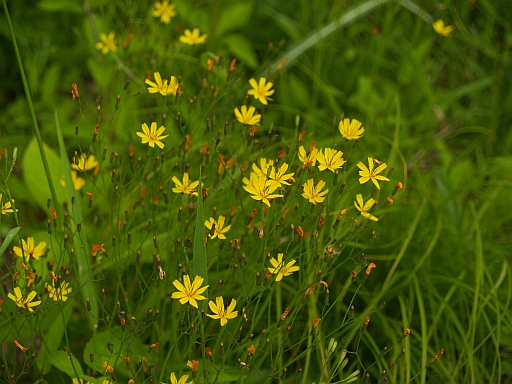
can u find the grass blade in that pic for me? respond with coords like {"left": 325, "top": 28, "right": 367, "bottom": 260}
{"left": 55, "top": 110, "right": 98, "bottom": 331}
{"left": 193, "top": 167, "right": 208, "bottom": 296}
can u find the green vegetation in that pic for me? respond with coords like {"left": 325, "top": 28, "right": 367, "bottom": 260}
{"left": 1, "top": 0, "right": 511, "bottom": 383}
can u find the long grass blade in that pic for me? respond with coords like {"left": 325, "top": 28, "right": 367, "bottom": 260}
{"left": 55, "top": 110, "right": 98, "bottom": 331}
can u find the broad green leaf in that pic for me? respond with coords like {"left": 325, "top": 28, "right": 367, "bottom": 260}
{"left": 0, "top": 226, "right": 20, "bottom": 255}
{"left": 84, "top": 327, "right": 146, "bottom": 377}
{"left": 37, "top": 302, "right": 74, "bottom": 375}
{"left": 223, "top": 34, "right": 258, "bottom": 69}
{"left": 216, "top": 3, "right": 254, "bottom": 37}
{"left": 22, "top": 137, "right": 68, "bottom": 211}
{"left": 50, "top": 350, "right": 83, "bottom": 377}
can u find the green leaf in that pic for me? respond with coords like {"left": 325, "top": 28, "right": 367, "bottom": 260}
{"left": 216, "top": 3, "right": 254, "bottom": 37}
{"left": 223, "top": 34, "right": 259, "bottom": 69}
{"left": 37, "top": 302, "right": 74, "bottom": 375}
{"left": 55, "top": 111, "right": 98, "bottom": 331}
{"left": 22, "top": 137, "right": 68, "bottom": 211}
{"left": 0, "top": 226, "right": 20, "bottom": 255}
{"left": 84, "top": 327, "right": 146, "bottom": 377}
{"left": 50, "top": 350, "right": 83, "bottom": 377}
{"left": 193, "top": 167, "right": 208, "bottom": 305}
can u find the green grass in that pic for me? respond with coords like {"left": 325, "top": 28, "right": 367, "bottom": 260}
{"left": 1, "top": 0, "right": 511, "bottom": 383}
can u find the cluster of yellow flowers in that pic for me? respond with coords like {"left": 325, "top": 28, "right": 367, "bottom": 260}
{"left": 5, "top": 231, "right": 75, "bottom": 315}
{"left": 234, "top": 77, "right": 274, "bottom": 126}
{"left": 95, "top": 2, "right": 207, "bottom": 55}
{"left": 170, "top": 275, "right": 238, "bottom": 326}
{"left": 242, "top": 158, "right": 294, "bottom": 207}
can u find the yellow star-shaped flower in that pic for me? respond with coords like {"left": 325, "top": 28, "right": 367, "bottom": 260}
{"left": 317, "top": 148, "right": 346, "bottom": 172}
{"left": 267, "top": 162, "right": 294, "bottom": 190}
{"left": 0, "top": 193, "right": 16, "bottom": 215}
{"left": 205, "top": 215, "right": 231, "bottom": 240}
{"left": 268, "top": 253, "right": 299, "bottom": 281}
{"left": 433, "top": 19, "right": 454, "bottom": 37}
{"left": 95, "top": 32, "right": 117, "bottom": 55}
{"left": 8, "top": 287, "right": 41, "bottom": 312}
{"left": 354, "top": 194, "right": 378, "bottom": 221}
{"left": 243, "top": 175, "right": 283, "bottom": 207}
{"left": 357, "top": 157, "right": 389, "bottom": 190}
{"left": 172, "top": 173, "right": 199, "bottom": 196}
{"left": 152, "top": 1, "right": 177, "bottom": 24}
{"left": 145, "top": 72, "right": 177, "bottom": 96}
{"left": 179, "top": 28, "right": 208, "bottom": 45}
{"left": 71, "top": 154, "right": 99, "bottom": 172}
{"left": 136, "top": 122, "right": 169, "bottom": 149}
{"left": 339, "top": 118, "right": 364, "bottom": 140}
{"left": 247, "top": 78, "right": 274, "bottom": 105}
{"left": 234, "top": 105, "right": 261, "bottom": 126}
{"left": 298, "top": 145, "right": 318, "bottom": 169}
{"left": 13, "top": 237, "right": 47, "bottom": 262}
{"left": 171, "top": 275, "right": 209, "bottom": 308}
{"left": 302, "top": 178, "right": 329, "bottom": 205}
{"left": 207, "top": 296, "right": 238, "bottom": 326}
{"left": 169, "top": 373, "right": 192, "bottom": 384}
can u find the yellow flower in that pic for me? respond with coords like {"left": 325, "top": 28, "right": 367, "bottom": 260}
{"left": 72, "top": 379, "right": 108, "bottom": 384}
{"left": 357, "top": 157, "right": 389, "bottom": 190}
{"left": 251, "top": 158, "right": 274, "bottom": 178}
{"left": 60, "top": 171, "right": 85, "bottom": 190}
{"left": 242, "top": 171, "right": 259, "bottom": 189}
{"left": 354, "top": 194, "right": 378, "bottom": 221}
{"left": 317, "top": 148, "right": 346, "bottom": 172}
{"left": 13, "top": 237, "right": 47, "bottom": 262}
{"left": 205, "top": 215, "right": 231, "bottom": 240}
{"left": 433, "top": 19, "right": 454, "bottom": 36}
{"left": 136, "top": 122, "right": 169, "bottom": 149}
{"left": 71, "top": 153, "right": 100, "bottom": 172}
{"left": 179, "top": 28, "right": 208, "bottom": 45}
{"left": 207, "top": 296, "right": 238, "bottom": 326}
{"left": 167, "top": 372, "right": 192, "bottom": 384}
{"left": 46, "top": 281, "right": 72, "bottom": 302}
{"left": 234, "top": 105, "right": 261, "bottom": 126}
{"left": 298, "top": 145, "right": 318, "bottom": 168}
{"left": 247, "top": 77, "right": 274, "bottom": 105}
{"left": 268, "top": 253, "right": 299, "bottom": 281}
{"left": 172, "top": 173, "right": 199, "bottom": 196}
{"left": 0, "top": 194, "right": 16, "bottom": 215}
{"left": 243, "top": 176, "right": 283, "bottom": 207}
{"left": 267, "top": 163, "right": 294, "bottom": 190}
{"left": 145, "top": 72, "right": 179, "bottom": 96}
{"left": 152, "top": 1, "right": 176, "bottom": 24}
{"left": 339, "top": 118, "right": 364, "bottom": 140}
{"left": 146, "top": 72, "right": 167, "bottom": 96}
{"left": 187, "top": 360, "right": 199, "bottom": 374}
{"left": 95, "top": 32, "right": 117, "bottom": 55}
{"left": 71, "top": 154, "right": 99, "bottom": 172}
{"left": 171, "top": 275, "right": 209, "bottom": 308}
{"left": 8, "top": 287, "right": 41, "bottom": 312}
{"left": 302, "top": 178, "right": 329, "bottom": 205}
